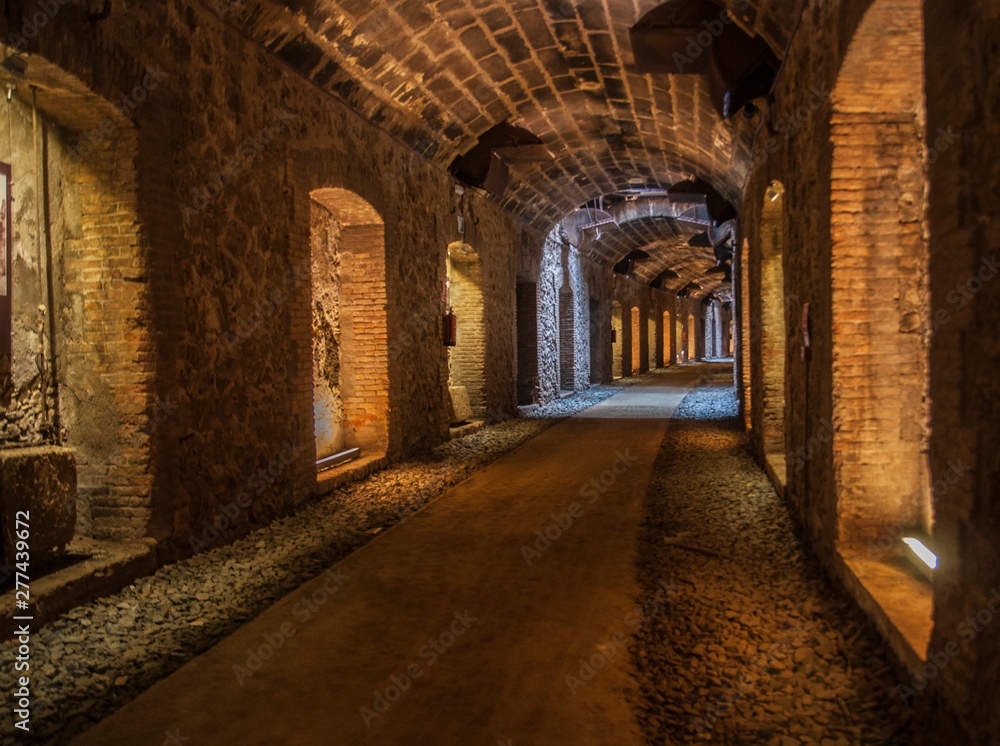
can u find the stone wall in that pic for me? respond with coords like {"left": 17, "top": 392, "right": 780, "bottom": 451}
{"left": 736, "top": 0, "right": 999, "bottom": 739}
{"left": 514, "top": 228, "right": 678, "bottom": 394}
{"left": 924, "top": 0, "right": 1000, "bottom": 740}
{"left": 0, "top": 0, "right": 531, "bottom": 557}
{"left": 1, "top": 94, "right": 62, "bottom": 448}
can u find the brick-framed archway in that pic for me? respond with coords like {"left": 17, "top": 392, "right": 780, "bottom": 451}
{"left": 310, "top": 189, "right": 388, "bottom": 459}
{"left": 0, "top": 53, "right": 161, "bottom": 543}
{"left": 648, "top": 308, "right": 658, "bottom": 369}
{"left": 286, "top": 167, "right": 390, "bottom": 496}
{"left": 687, "top": 313, "right": 697, "bottom": 362}
{"left": 611, "top": 300, "right": 623, "bottom": 379}
{"left": 447, "top": 241, "right": 485, "bottom": 417}
{"left": 630, "top": 306, "right": 642, "bottom": 374}
{"left": 830, "top": 0, "right": 931, "bottom": 544}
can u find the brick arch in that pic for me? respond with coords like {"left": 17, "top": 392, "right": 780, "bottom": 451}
{"left": 630, "top": 306, "right": 642, "bottom": 374}
{"left": 0, "top": 49, "right": 161, "bottom": 543}
{"left": 447, "top": 241, "right": 486, "bottom": 418}
{"left": 289, "top": 182, "right": 389, "bottom": 490}
{"left": 586, "top": 216, "right": 730, "bottom": 299}
{"left": 515, "top": 274, "right": 539, "bottom": 406}
{"left": 219, "top": 0, "right": 765, "bottom": 232}
{"left": 830, "top": 0, "right": 930, "bottom": 544}
{"left": 588, "top": 297, "right": 604, "bottom": 384}
{"left": 662, "top": 309, "right": 673, "bottom": 367}
{"left": 687, "top": 312, "right": 697, "bottom": 361}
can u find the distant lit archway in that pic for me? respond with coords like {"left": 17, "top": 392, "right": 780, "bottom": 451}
{"left": 447, "top": 242, "right": 485, "bottom": 419}
{"left": 631, "top": 307, "right": 641, "bottom": 374}
{"left": 663, "top": 310, "right": 672, "bottom": 367}
{"left": 612, "top": 301, "right": 623, "bottom": 379}
{"left": 309, "top": 188, "right": 389, "bottom": 464}
{"left": 648, "top": 309, "right": 657, "bottom": 369}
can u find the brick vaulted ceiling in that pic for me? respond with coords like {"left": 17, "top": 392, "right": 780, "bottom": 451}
{"left": 209, "top": 0, "right": 797, "bottom": 269}
{"left": 587, "top": 217, "right": 732, "bottom": 298}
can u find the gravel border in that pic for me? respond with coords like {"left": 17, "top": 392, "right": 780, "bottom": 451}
{"left": 632, "top": 381, "right": 917, "bottom": 745}
{"left": 0, "top": 379, "right": 646, "bottom": 745}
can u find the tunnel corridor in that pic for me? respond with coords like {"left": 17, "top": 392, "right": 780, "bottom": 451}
{"left": 0, "top": 0, "right": 997, "bottom": 743}
{"left": 12, "top": 367, "right": 912, "bottom": 746}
